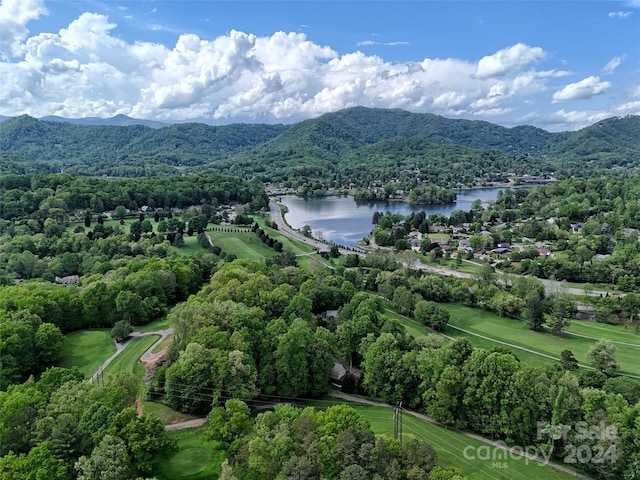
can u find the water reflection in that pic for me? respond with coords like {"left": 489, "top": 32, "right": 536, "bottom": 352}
{"left": 279, "top": 188, "right": 507, "bottom": 247}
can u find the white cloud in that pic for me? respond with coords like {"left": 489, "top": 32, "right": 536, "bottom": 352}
{"left": 552, "top": 76, "right": 612, "bottom": 102}
{"left": 601, "top": 55, "right": 626, "bottom": 74}
{"left": 474, "top": 43, "right": 546, "bottom": 78}
{"left": 608, "top": 11, "right": 633, "bottom": 18}
{"left": 552, "top": 109, "right": 611, "bottom": 129}
{"left": 1, "top": 10, "right": 624, "bottom": 129}
{"left": 357, "top": 40, "right": 409, "bottom": 47}
{"left": 0, "top": 0, "right": 47, "bottom": 58}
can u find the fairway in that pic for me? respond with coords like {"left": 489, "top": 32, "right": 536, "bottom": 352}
{"left": 444, "top": 304, "right": 640, "bottom": 376}
{"left": 383, "top": 307, "right": 553, "bottom": 367}
{"left": 303, "top": 398, "right": 580, "bottom": 480}
{"left": 567, "top": 319, "right": 640, "bottom": 345}
{"left": 155, "top": 427, "right": 224, "bottom": 480}
{"left": 104, "top": 334, "right": 160, "bottom": 377}
{"left": 255, "top": 214, "right": 317, "bottom": 255}
{"left": 57, "top": 329, "right": 115, "bottom": 378}
{"left": 208, "top": 230, "right": 276, "bottom": 259}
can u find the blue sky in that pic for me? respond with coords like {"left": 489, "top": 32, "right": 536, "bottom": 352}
{"left": 1, "top": 0, "right": 639, "bottom": 130}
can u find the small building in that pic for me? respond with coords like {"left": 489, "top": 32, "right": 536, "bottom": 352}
{"left": 55, "top": 275, "right": 79, "bottom": 285}
{"left": 538, "top": 246, "right": 551, "bottom": 258}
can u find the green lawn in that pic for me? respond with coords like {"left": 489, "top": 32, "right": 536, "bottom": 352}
{"left": 417, "top": 255, "right": 484, "bottom": 275}
{"left": 155, "top": 427, "right": 225, "bottom": 480}
{"left": 302, "top": 398, "right": 580, "bottom": 480}
{"left": 208, "top": 230, "right": 276, "bottom": 260}
{"left": 255, "top": 214, "right": 316, "bottom": 255}
{"left": 443, "top": 304, "right": 640, "bottom": 376}
{"left": 567, "top": 319, "right": 640, "bottom": 345}
{"left": 383, "top": 308, "right": 553, "bottom": 368}
{"left": 142, "top": 401, "right": 198, "bottom": 426}
{"left": 133, "top": 315, "right": 172, "bottom": 332}
{"left": 384, "top": 310, "right": 445, "bottom": 343}
{"left": 151, "top": 334, "right": 174, "bottom": 354}
{"left": 57, "top": 329, "right": 115, "bottom": 378}
{"left": 104, "top": 334, "right": 160, "bottom": 378}
{"left": 171, "top": 234, "right": 208, "bottom": 256}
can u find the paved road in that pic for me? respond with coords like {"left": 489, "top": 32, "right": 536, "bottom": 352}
{"left": 89, "top": 328, "right": 173, "bottom": 383}
{"left": 269, "top": 200, "right": 363, "bottom": 257}
{"left": 271, "top": 199, "right": 617, "bottom": 299}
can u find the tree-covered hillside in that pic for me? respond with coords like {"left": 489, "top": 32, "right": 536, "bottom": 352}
{"left": 2, "top": 108, "right": 639, "bottom": 184}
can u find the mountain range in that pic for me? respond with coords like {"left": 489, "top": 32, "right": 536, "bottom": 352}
{"left": 1, "top": 107, "right": 639, "bottom": 185}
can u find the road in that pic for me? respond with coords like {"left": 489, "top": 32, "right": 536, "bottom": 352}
{"left": 89, "top": 328, "right": 173, "bottom": 383}
{"left": 270, "top": 199, "right": 616, "bottom": 298}
{"left": 269, "top": 200, "right": 363, "bottom": 257}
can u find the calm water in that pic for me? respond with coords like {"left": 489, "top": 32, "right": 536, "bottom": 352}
{"left": 279, "top": 188, "right": 507, "bottom": 247}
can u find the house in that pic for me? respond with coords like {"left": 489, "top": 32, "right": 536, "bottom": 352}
{"left": 55, "top": 275, "right": 79, "bottom": 285}
{"left": 538, "top": 246, "right": 551, "bottom": 258}
{"left": 329, "top": 359, "right": 361, "bottom": 388}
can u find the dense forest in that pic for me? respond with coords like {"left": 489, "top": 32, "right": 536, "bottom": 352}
{"left": 2, "top": 110, "right": 640, "bottom": 479}
{"left": 2, "top": 108, "right": 639, "bottom": 189}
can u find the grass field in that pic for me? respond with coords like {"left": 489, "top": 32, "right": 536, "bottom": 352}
{"left": 133, "top": 315, "right": 172, "bottom": 332}
{"left": 57, "top": 329, "right": 115, "bottom": 378}
{"left": 155, "top": 427, "right": 224, "bottom": 480}
{"left": 171, "top": 234, "right": 208, "bottom": 256}
{"left": 567, "top": 319, "right": 640, "bottom": 345}
{"left": 208, "top": 230, "right": 276, "bottom": 260}
{"left": 443, "top": 304, "right": 640, "bottom": 376}
{"left": 104, "top": 334, "right": 160, "bottom": 378}
{"left": 142, "top": 400, "right": 198, "bottom": 425}
{"left": 300, "top": 398, "right": 580, "bottom": 480}
{"left": 255, "top": 214, "right": 317, "bottom": 256}
{"left": 417, "top": 255, "right": 484, "bottom": 275}
{"left": 151, "top": 334, "right": 174, "bottom": 354}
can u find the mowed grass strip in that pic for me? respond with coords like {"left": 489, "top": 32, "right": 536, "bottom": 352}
{"left": 567, "top": 319, "right": 640, "bottom": 346}
{"left": 104, "top": 334, "right": 160, "bottom": 377}
{"left": 155, "top": 427, "right": 224, "bottom": 480}
{"left": 142, "top": 401, "right": 198, "bottom": 426}
{"left": 208, "top": 231, "right": 276, "bottom": 259}
{"left": 444, "top": 303, "right": 640, "bottom": 376}
{"left": 255, "top": 215, "right": 316, "bottom": 255}
{"left": 358, "top": 405, "right": 579, "bottom": 480}
{"left": 57, "top": 329, "right": 115, "bottom": 378}
{"left": 383, "top": 309, "right": 553, "bottom": 368}
{"left": 302, "top": 399, "right": 579, "bottom": 480}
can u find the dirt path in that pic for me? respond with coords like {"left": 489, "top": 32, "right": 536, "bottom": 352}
{"left": 164, "top": 418, "right": 207, "bottom": 431}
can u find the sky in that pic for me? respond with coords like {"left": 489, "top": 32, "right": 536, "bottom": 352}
{"left": 0, "top": 0, "right": 639, "bottom": 131}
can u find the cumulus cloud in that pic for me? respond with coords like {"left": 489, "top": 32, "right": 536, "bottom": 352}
{"left": 1, "top": 10, "right": 625, "bottom": 129}
{"left": 0, "top": 0, "right": 48, "bottom": 58}
{"left": 601, "top": 55, "right": 626, "bottom": 74}
{"left": 552, "top": 76, "right": 612, "bottom": 102}
{"left": 474, "top": 43, "right": 546, "bottom": 78}
{"left": 552, "top": 109, "right": 612, "bottom": 129}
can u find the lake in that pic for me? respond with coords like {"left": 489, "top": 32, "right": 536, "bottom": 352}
{"left": 279, "top": 187, "right": 508, "bottom": 247}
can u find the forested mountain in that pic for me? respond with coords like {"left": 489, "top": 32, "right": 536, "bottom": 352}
{"left": 0, "top": 115, "right": 289, "bottom": 177}
{"left": 2, "top": 108, "right": 639, "bottom": 183}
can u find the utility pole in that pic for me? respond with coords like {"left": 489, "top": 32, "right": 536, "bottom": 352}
{"left": 394, "top": 402, "right": 403, "bottom": 444}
